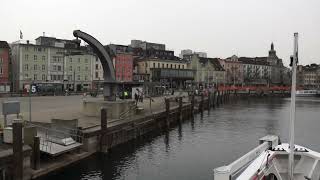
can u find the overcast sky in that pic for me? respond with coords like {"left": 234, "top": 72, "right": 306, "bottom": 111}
{"left": 1, "top": 0, "right": 319, "bottom": 66}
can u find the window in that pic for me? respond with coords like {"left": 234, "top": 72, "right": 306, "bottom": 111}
{"left": 25, "top": 74, "right": 28, "bottom": 78}
{"left": 158, "top": 63, "right": 160, "bottom": 68}
{"left": 0, "top": 58, "right": 3, "bottom": 64}
{"left": 96, "top": 64, "right": 99, "bottom": 70}
{"left": 34, "top": 55, "right": 37, "bottom": 61}
{"left": 77, "top": 75, "right": 80, "bottom": 80}
{"left": 34, "top": 47, "right": 37, "bottom": 52}
{"left": 57, "top": 66, "right": 62, "bottom": 71}
{"left": 42, "top": 65, "right": 45, "bottom": 71}
{"left": 162, "top": 64, "right": 164, "bottom": 68}
{"left": 69, "top": 58, "right": 72, "bottom": 62}
{"left": 153, "top": 63, "right": 155, "bottom": 68}
{"left": 182, "top": 65, "right": 184, "bottom": 69}
{"left": 53, "top": 65, "right": 56, "bottom": 71}
{"left": 85, "top": 59, "right": 88, "bottom": 63}
{"left": 25, "top": 54, "right": 28, "bottom": 60}
{"left": 34, "top": 64, "right": 37, "bottom": 70}
{"left": 25, "top": 46, "right": 28, "bottom": 51}
{"left": 0, "top": 66, "right": 2, "bottom": 74}
{"left": 24, "top": 64, "right": 28, "bottom": 70}
{"left": 170, "top": 64, "right": 173, "bottom": 68}
{"left": 42, "top": 56, "right": 45, "bottom": 61}
{"left": 145, "top": 62, "right": 148, "bottom": 67}
{"left": 69, "top": 66, "right": 72, "bottom": 71}
{"left": 34, "top": 74, "right": 37, "bottom": 80}
{"left": 174, "top": 64, "right": 176, "bottom": 69}
{"left": 166, "top": 64, "right": 168, "bottom": 68}
{"left": 178, "top": 65, "right": 180, "bottom": 69}
{"left": 85, "top": 66, "right": 89, "bottom": 71}
{"left": 42, "top": 74, "right": 46, "bottom": 81}
{"left": 85, "top": 75, "right": 88, "bottom": 81}
{"left": 78, "top": 66, "right": 80, "bottom": 71}
{"left": 95, "top": 72, "right": 99, "bottom": 78}
{"left": 78, "top": 58, "right": 80, "bottom": 63}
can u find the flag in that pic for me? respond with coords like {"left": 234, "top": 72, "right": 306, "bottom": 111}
{"left": 20, "top": 30, "right": 23, "bottom": 39}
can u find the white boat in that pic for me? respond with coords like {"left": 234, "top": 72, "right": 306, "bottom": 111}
{"left": 296, "top": 90, "right": 318, "bottom": 97}
{"left": 214, "top": 33, "right": 320, "bottom": 180}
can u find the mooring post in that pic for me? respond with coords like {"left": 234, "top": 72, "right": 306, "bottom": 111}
{"left": 13, "top": 119, "right": 23, "bottom": 180}
{"left": 200, "top": 93, "right": 204, "bottom": 114}
{"left": 165, "top": 98, "right": 170, "bottom": 128}
{"left": 220, "top": 91, "right": 223, "bottom": 104}
{"left": 212, "top": 91, "right": 216, "bottom": 108}
{"left": 191, "top": 95, "right": 195, "bottom": 117}
{"left": 100, "top": 108, "right": 108, "bottom": 152}
{"left": 207, "top": 92, "right": 211, "bottom": 110}
{"left": 216, "top": 91, "right": 220, "bottom": 106}
{"left": 32, "top": 136, "right": 40, "bottom": 170}
{"left": 178, "top": 96, "right": 183, "bottom": 122}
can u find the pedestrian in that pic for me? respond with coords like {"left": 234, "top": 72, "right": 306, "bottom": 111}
{"left": 134, "top": 93, "right": 138, "bottom": 105}
{"left": 124, "top": 91, "right": 128, "bottom": 99}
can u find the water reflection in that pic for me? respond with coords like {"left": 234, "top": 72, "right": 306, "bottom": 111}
{"left": 42, "top": 97, "right": 320, "bottom": 180}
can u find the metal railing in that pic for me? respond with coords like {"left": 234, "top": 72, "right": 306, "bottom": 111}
{"left": 25, "top": 122, "right": 83, "bottom": 154}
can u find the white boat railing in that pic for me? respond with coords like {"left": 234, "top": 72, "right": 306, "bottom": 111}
{"left": 213, "top": 135, "right": 279, "bottom": 180}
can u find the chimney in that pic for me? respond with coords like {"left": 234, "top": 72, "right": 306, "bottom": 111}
{"left": 26, "top": 40, "right": 29, "bottom": 44}
{"left": 43, "top": 32, "right": 45, "bottom": 37}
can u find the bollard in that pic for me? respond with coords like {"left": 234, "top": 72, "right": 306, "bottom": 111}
{"left": 178, "top": 97, "right": 183, "bottom": 122}
{"left": 13, "top": 119, "right": 23, "bottom": 180}
{"left": 165, "top": 98, "right": 170, "bottom": 128}
{"left": 100, "top": 108, "right": 108, "bottom": 152}
{"left": 32, "top": 136, "right": 40, "bottom": 170}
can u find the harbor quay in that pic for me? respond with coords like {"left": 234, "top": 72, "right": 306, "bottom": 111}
{"left": 0, "top": 89, "right": 239, "bottom": 180}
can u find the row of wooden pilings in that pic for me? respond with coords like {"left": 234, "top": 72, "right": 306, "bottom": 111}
{"left": 99, "top": 90, "right": 236, "bottom": 153}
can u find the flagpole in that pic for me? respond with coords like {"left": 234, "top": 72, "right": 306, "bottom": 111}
{"left": 288, "top": 32, "right": 298, "bottom": 180}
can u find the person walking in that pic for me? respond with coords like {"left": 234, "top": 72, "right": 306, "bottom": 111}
{"left": 134, "top": 92, "right": 138, "bottom": 105}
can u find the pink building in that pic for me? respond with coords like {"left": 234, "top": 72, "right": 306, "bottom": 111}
{"left": 219, "top": 55, "right": 243, "bottom": 85}
{"left": 114, "top": 53, "right": 133, "bottom": 82}
{"left": 0, "top": 41, "right": 10, "bottom": 92}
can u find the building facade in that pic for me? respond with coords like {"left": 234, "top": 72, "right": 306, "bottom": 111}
{"left": 298, "top": 64, "right": 320, "bottom": 88}
{"left": 238, "top": 57, "right": 271, "bottom": 85}
{"left": 130, "top": 40, "right": 165, "bottom": 51}
{"left": 188, "top": 55, "right": 225, "bottom": 87}
{"left": 179, "top": 49, "right": 207, "bottom": 58}
{"left": 11, "top": 36, "right": 94, "bottom": 92}
{"left": 219, "top": 55, "right": 244, "bottom": 85}
{"left": 0, "top": 41, "right": 11, "bottom": 92}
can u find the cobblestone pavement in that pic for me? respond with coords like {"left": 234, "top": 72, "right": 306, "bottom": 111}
{"left": 0, "top": 92, "right": 189, "bottom": 129}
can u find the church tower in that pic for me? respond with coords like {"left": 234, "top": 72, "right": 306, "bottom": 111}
{"left": 268, "top": 42, "right": 277, "bottom": 58}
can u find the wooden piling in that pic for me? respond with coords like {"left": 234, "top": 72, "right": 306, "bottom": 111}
{"left": 165, "top": 98, "right": 170, "bottom": 128}
{"left": 178, "top": 96, "right": 183, "bottom": 122}
{"left": 212, "top": 91, "right": 216, "bottom": 108}
{"left": 207, "top": 92, "right": 211, "bottom": 110}
{"left": 13, "top": 120, "right": 23, "bottom": 180}
{"left": 200, "top": 93, "right": 204, "bottom": 114}
{"left": 100, "top": 108, "right": 108, "bottom": 152}
{"left": 32, "top": 136, "right": 40, "bottom": 170}
{"left": 191, "top": 95, "right": 195, "bottom": 117}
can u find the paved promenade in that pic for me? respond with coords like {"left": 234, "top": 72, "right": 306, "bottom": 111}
{"left": 0, "top": 92, "right": 189, "bottom": 129}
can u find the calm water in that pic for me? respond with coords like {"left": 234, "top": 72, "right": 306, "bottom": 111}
{"left": 43, "top": 97, "right": 320, "bottom": 180}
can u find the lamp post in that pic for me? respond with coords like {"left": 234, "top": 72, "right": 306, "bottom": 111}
{"left": 25, "top": 77, "right": 33, "bottom": 122}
